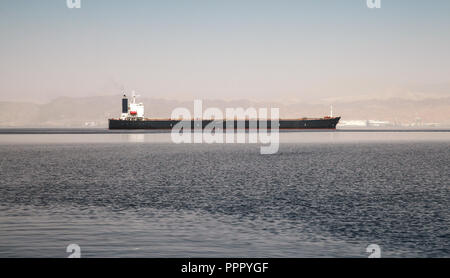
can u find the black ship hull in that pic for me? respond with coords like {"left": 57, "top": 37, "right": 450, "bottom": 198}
{"left": 109, "top": 117, "right": 340, "bottom": 130}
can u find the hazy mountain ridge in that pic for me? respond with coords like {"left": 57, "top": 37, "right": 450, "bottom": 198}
{"left": 0, "top": 95, "right": 449, "bottom": 127}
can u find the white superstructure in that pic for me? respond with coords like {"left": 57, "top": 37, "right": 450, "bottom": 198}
{"left": 120, "top": 90, "right": 145, "bottom": 120}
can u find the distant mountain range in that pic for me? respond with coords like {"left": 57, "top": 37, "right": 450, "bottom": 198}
{"left": 0, "top": 95, "right": 449, "bottom": 127}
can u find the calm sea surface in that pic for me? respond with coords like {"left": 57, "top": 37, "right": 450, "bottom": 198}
{"left": 0, "top": 131, "right": 449, "bottom": 257}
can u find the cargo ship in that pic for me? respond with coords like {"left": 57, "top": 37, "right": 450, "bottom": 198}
{"left": 109, "top": 92, "right": 340, "bottom": 130}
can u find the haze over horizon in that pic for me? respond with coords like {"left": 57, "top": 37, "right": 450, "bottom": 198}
{"left": 0, "top": 0, "right": 449, "bottom": 109}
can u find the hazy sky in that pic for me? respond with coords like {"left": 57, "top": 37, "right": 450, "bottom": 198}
{"left": 0, "top": 0, "right": 449, "bottom": 103}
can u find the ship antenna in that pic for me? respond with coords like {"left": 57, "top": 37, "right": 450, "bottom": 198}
{"left": 131, "top": 90, "right": 141, "bottom": 104}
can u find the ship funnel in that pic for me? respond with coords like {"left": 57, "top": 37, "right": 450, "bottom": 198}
{"left": 122, "top": 94, "right": 128, "bottom": 114}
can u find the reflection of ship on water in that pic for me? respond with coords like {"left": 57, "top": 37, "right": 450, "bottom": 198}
{"left": 339, "top": 120, "right": 394, "bottom": 127}
{"left": 108, "top": 91, "right": 341, "bottom": 130}
{"left": 126, "top": 134, "right": 145, "bottom": 143}
{"left": 340, "top": 119, "right": 442, "bottom": 128}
